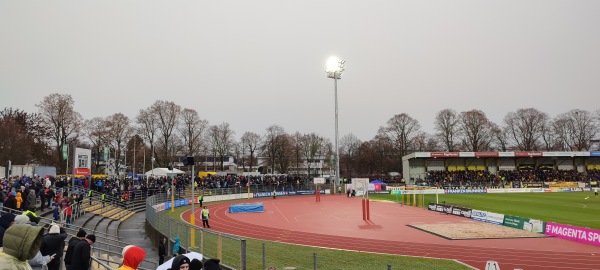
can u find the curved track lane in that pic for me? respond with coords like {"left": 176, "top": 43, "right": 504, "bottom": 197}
{"left": 182, "top": 196, "right": 600, "bottom": 270}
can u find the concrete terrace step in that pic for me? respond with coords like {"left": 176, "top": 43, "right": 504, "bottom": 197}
{"left": 100, "top": 207, "right": 121, "bottom": 217}
{"left": 118, "top": 211, "right": 137, "bottom": 222}
{"left": 109, "top": 209, "right": 132, "bottom": 220}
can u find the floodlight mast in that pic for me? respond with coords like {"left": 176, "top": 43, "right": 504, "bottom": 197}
{"left": 326, "top": 57, "right": 346, "bottom": 191}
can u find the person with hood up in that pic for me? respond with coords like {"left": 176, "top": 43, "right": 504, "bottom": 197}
{"left": 167, "top": 254, "right": 190, "bottom": 270}
{"left": 172, "top": 237, "right": 181, "bottom": 256}
{"left": 26, "top": 189, "right": 36, "bottom": 211}
{"left": 39, "top": 224, "right": 67, "bottom": 270}
{"left": 15, "top": 191, "right": 23, "bottom": 210}
{"left": 3, "top": 192, "right": 17, "bottom": 213}
{"left": 0, "top": 224, "right": 45, "bottom": 270}
{"left": 0, "top": 212, "right": 15, "bottom": 247}
{"left": 12, "top": 217, "right": 55, "bottom": 270}
{"left": 13, "top": 215, "right": 30, "bottom": 226}
{"left": 117, "top": 245, "right": 147, "bottom": 270}
{"left": 158, "top": 238, "right": 166, "bottom": 265}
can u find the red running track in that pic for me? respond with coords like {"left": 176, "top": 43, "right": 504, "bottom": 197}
{"left": 182, "top": 195, "right": 600, "bottom": 270}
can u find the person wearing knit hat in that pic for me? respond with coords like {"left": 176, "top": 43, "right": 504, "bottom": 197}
{"left": 203, "top": 258, "right": 223, "bottom": 270}
{"left": 189, "top": 259, "right": 203, "bottom": 270}
{"left": 40, "top": 223, "right": 67, "bottom": 270}
{"left": 48, "top": 224, "right": 60, "bottom": 234}
{"left": 76, "top": 228, "right": 87, "bottom": 237}
{"left": 118, "top": 245, "right": 147, "bottom": 270}
{"left": 168, "top": 255, "right": 190, "bottom": 270}
{"left": 64, "top": 229, "right": 87, "bottom": 270}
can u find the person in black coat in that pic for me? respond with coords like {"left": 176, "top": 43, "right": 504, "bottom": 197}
{"left": 3, "top": 192, "right": 18, "bottom": 213}
{"left": 0, "top": 212, "right": 15, "bottom": 247}
{"left": 158, "top": 237, "right": 166, "bottom": 265}
{"left": 71, "top": 234, "right": 95, "bottom": 270}
{"left": 40, "top": 224, "right": 68, "bottom": 270}
{"left": 64, "top": 229, "right": 86, "bottom": 270}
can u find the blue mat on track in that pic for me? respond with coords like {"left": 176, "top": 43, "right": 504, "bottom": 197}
{"left": 229, "top": 202, "right": 264, "bottom": 213}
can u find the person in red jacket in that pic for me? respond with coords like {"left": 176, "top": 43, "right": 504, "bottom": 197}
{"left": 65, "top": 202, "right": 73, "bottom": 226}
{"left": 118, "top": 245, "right": 147, "bottom": 270}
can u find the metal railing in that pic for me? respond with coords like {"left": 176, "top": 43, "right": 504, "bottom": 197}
{"left": 145, "top": 184, "right": 335, "bottom": 269}
{"left": 146, "top": 194, "right": 247, "bottom": 270}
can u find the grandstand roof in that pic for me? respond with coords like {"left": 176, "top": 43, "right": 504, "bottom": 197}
{"left": 402, "top": 151, "right": 600, "bottom": 160}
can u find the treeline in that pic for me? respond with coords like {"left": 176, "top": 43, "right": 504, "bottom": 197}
{"left": 1, "top": 93, "right": 599, "bottom": 178}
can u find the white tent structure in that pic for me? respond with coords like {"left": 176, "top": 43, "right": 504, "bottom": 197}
{"left": 145, "top": 167, "right": 185, "bottom": 177}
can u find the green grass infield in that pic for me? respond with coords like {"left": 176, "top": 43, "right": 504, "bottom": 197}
{"left": 370, "top": 191, "right": 600, "bottom": 230}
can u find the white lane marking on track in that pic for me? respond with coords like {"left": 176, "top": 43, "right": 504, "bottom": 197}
{"left": 272, "top": 202, "right": 291, "bottom": 223}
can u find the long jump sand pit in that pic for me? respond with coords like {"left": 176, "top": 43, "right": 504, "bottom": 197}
{"left": 408, "top": 221, "right": 547, "bottom": 240}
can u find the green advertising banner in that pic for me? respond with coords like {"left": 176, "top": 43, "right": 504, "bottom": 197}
{"left": 503, "top": 215, "right": 546, "bottom": 234}
{"left": 62, "top": 144, "right": 69, "bottom": 160}
{"left": 503, "top": 215, "right": 527, "bottom": 229}
{"left": 103, "top": 147, "right": 109, "bottom": 161}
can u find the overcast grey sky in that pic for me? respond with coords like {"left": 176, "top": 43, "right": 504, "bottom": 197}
{"left": 1, "top": 1, "right": 599, "bottom": 142}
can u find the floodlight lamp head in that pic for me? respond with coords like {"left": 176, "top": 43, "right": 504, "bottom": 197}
{"left": 325, "top": 56, "right": 346, "bottom": 79}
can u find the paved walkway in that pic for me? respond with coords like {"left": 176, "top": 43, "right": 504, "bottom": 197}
{"left": 118, "top": 211, "right": 161, "bottom": 269}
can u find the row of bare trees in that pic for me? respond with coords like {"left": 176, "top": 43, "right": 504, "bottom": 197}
{"left": 1, "top": 92, "right": 599, "bottom": 177}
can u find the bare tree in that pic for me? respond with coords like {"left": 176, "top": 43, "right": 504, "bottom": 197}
{"left": 231, "top": 140, "right": 243, "bottom": 172}
{"left": 553, "top": 110, "right": 598, "bottom": 151}
{"left": 503, "top": 108, "right": 549, "bottom": 151}
{"left": 300, "top": 133, "right": 325, "bottom": 177}
{"left": 289, "top": 132, "right": 302, "bottom": 175}
{"left": 381, "top": 113, "right": 421, "bottom": 157}
{"left": 240, "top": 131, "right": 261, "bottom": 172}
{"left": 103, "top": 113, "right": 133, "bottom": 176}
{"left": 489, "top": 123, "right": 508, "bottom": 151}
{"left": 425, "top": 136, "right": 441, "bottom": 151}
{"left": 208, "top": 122, "right": 235, "bottom": 171}
{"left": 125, "top": 134, "right": 146, "bottom": 175}
{"left": 413, "top": 131, "right": 429, "bottom": 152}
{"left": 0, "top": 108, "right": 50, "bottom": 166}
{"left": 262, "top": 125, "right": 286, "bottom": 174}
{"left": 457, "top": 109, "right": 493, "bottom": 152}
{"left": 434, "top": 109, "right": 459, "bottom": 151}
{"left": 83, "top": 117, "right": 109, "bottom": 173}
{"left": 37, "top": 93, "right": 82, "bottom": 172}
{"left": 340, "top": 133, "right": 361, "bottom": 177}
{"left": 540, "top": 121, "right": 560, "bottom": 151}
{"left": 136, "top": 107, "right": 159, "bottom": 166}
{"left": 179, "top": 108, "right": 209, "bottom": 157}
{"left": 274, "top": 133, "right": 293, "bottom": 174}
{"left": 152, "top": 100, "right": 181, "bottom": 166}
{"left": 359, "top": 133, "right": 395, "bottom": 175}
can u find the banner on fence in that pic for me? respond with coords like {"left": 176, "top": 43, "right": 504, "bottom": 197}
{"left": 504, "top": 215, "right": 546, "bottom": 233}
{"left": 485, "top": 212, "right": 505, "bottom": 225}
{"left": 455, "top": 207, "right": 472, "bottom": 218}
{"left": 444, "top": 188, "right": 487, "bottom": 194}
{"left": 545, "top": 222, "right": 600, "bottom": 247}
{"left": 471, "top": 209, "right": 488, "bottom": 222}
{"left": 427, "top": 203, "right": 473, "bottom": 218}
